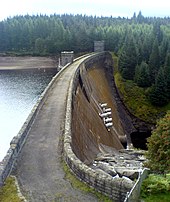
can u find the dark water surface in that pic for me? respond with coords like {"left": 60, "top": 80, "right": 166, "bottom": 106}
{"left": 0, "top": 68, "right": 57, "bottom": 161}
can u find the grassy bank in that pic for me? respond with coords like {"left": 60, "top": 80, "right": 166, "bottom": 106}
{"left": 112, "top": 52, "right": 170, "bottom": 124}
{"left": 0, "top": 162, "right": 112, "bottom": 202}
{"left": 115, "top": 72, "right": 170, "bottom": 123}
{"left": 0, "top": 177, "right": 23, "bottom": 202}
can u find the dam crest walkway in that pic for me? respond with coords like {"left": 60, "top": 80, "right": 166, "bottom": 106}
{"left": 15, "top": 54, "right": 99, "bottom": 202}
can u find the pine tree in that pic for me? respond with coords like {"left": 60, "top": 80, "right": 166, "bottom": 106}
{"left": 164, "top": 53, "right": 170, "bottom": 98}
{"left": 118, "top": 33, "right": 138, "bottom": 80}
{"left": 149, "top": 38, "right": 160, "bottom": 83}
{"left": 149, "top": 67, "right": 168, "bottom": 106}
{"left": 136, "top": 11, "right": 145, "bottom": 24}
{"left": 146, "top": 111, "right": 170, "bottom": 174}
{"left": 35, "top": 38, "right": 45, "bottom": 54}
{"left": 153, "top": 20, "right": 163, "bottom": 44}
{"left": 141, "top": 33, "right": 153, "bottom": 63}
{"left": 134, "top": 61, "right": 151, "bottom": 87}
{"left": 131, "top": 12, "right": 137, "bottom": 23}
{"left": 159, "top": 37, "right": 169, "bottom": 66}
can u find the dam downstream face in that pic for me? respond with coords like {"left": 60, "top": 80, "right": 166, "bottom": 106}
{"left": 67, "top": 54, "right": 148, "bottom": 202}
{"left": 72, "top": 61, "right": 126, "bottom": 164}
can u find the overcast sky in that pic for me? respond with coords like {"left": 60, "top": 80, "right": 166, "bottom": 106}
{"left": 0, "top": 0, "right": 170, "bottom": 20}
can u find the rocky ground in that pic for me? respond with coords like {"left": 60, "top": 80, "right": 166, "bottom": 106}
{"left": 90, "top": 144, "right": 147, "bottom": 190}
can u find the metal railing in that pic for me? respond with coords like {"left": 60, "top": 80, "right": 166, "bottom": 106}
{"left": 124, "top": 168, "right": 149, "bottom": 202}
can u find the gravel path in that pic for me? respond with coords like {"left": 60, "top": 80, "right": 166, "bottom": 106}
{"left": 15, "top": 58, "right": 99, "bottom": 202}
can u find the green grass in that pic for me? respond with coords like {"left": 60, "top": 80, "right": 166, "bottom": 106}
{"left": 111, "top": 52, "right": 119, "bottom": 74}
{"left": 62, "top": 161, "right": 112, "bottom": 202}
{"left": 0, "top": 177, "right": 23, "bottom": 202}
{"left": 0, "top": 162, "right": 111, "bottom": 202}
{"left": 141, "top": 174, "right": 170, "bottom": 202}
{"left": 114, "top": 72, "right": 170, "bottom": 123}
{"left": 142, "top": 193, "right": 170, "bottom": 202}
{"left": 0, "top": 163, "right": 112, "bottom": 202}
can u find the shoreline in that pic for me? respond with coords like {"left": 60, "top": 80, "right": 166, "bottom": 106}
{"left": 0, "top": 56, "right": 58, "bottom": 70}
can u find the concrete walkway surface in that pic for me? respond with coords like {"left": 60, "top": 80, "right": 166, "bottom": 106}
{"left": 15, "top": 57, "right": 99, "bottom": 202}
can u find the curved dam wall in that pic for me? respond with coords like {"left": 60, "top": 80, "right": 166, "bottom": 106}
{"left": 64, "top": 52, "right": 133, "bottom": 201}
{"left": 0, "top": 53, "right": 147, "bottom": 201}
{"left": 72, "top": 52, "right": 125, "bottom": 164}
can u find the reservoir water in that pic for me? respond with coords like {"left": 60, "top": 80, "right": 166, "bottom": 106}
{"left": 0, "top": 68, "right": 58, "bottom": 161}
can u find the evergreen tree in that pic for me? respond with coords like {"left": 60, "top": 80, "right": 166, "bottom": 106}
{"left": 153, "top": 20, "right": 163, "bottom": 44}
{"left": 149, "top": 38, "right": 160, "bottom": 83}
{"left": 131, "top": 12, "right": 137, "bottom": 23}
{"left": 104, "top": 26, "right": 119, "bottom": 52}
{"left": 0, "top": 22, "right": 7, "bottom": 51}
{"left": 35, "top": 38, "right": 45, "bottom": 54}
{"left": 146, "top": 111, "right": 170, "bottom": 174}
{"left": 149, "top": 67, "right": 168, "bottom": 106}
{"left": 136, "top": 11, "right": 145, "bottom": 23}
{"left": 164, "top": 53, "right": 170, "bottom": 98}
{"left": 159, "top": 36, "right": 169, "bottom": 66}
{"left": 118, "top": 33, "right": 138, "bottom": 80}
{"left": 141, "top": 33, "right": 154, "bottom": 63}
{"left": 134, "top": 61, "right": 151, "bottom": 87}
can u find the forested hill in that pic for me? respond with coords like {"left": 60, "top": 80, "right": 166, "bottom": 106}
{"left": 1, "top": 12, "right": 170, "bottom": 54}
{"left": 0, "top": 12, "right": 170, "bottom": 107}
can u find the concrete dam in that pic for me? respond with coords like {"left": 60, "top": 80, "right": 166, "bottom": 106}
{"left": 71, "top": 53, "right": 125, "bottom": 164}
{"left": 0, "top": 52, "right": 148, "bottom": 202}
{"left": 64, "top": 52, "right": 147, "bottom": 202}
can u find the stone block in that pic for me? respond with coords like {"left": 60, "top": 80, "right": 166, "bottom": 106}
{"left": 115, "top": 168, "right": 139, "bottom": 180}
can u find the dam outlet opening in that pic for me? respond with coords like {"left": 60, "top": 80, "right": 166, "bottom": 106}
{"left": 130, "top": 130, "right": 152, "bottom": 150}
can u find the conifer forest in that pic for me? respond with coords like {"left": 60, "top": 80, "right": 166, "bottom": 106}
{"left": 0, "top": 12, "right": 170, "bottom": 107}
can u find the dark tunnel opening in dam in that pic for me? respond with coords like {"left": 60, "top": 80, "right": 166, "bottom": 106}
{"left": 130, "top": 130, "right": 152, "bottom": 150}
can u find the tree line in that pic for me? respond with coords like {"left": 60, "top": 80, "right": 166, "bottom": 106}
{"left": 118, "top": 15, "right": 170, "bottom": 106}
{"left": 0, "top": 12, "right": 170, "bottom": 106}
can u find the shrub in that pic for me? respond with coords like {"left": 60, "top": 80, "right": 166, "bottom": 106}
{"left": 141, "top": 174, "right": 170, "bottom": 198}
{"left": 146, "top": 111, "right": 170, "bottom": 174}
